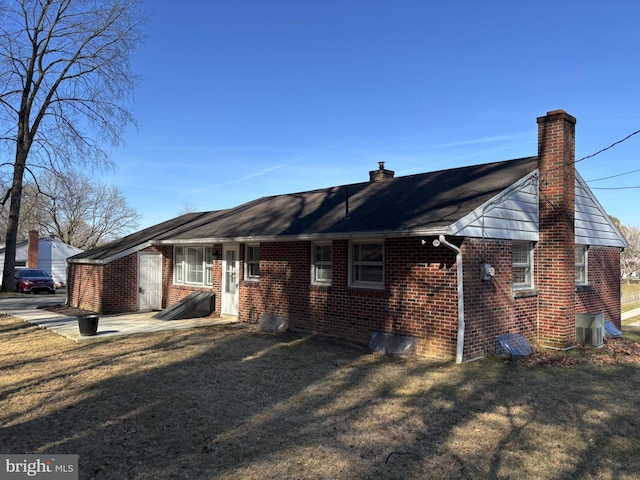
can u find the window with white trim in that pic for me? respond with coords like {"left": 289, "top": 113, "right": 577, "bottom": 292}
{"left": 205, "top": 247, "right": 214, "bottom": 286}
{"left": 575, "top": 245, "right": 588, "bottom": 285}
{"left": 349, "top": 240, "right": 384, "bottom": 288}
{"left": 311, "top": 242, "right": 332, "bottom": 285}
{"left": 245, "top": 244, "right": 260, "bottom": 280}
{"left": 512, "top": 242, "right": 534, "bottom": 289}
{"left": 174, "top": 246, "right": 214, "bottom": 286}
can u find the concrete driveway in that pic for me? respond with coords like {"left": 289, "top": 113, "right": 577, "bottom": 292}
{"left": 0, "top": 293, "right": 240, "bottom": 342}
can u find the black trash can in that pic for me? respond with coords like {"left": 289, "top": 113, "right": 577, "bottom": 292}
{"left": 78, "top": 314, "right": 99, "bottom": 336}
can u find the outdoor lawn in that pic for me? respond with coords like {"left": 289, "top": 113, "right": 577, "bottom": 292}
{"left": 1, "top": 315, "right": 640, "bottom": 479}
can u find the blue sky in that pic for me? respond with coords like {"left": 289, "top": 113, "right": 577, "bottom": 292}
{"left": 102, "top": 0, "right": 640, "bottom": 230}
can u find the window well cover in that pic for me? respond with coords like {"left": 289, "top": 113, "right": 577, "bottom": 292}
{"left": 496, "top": 333, "right": 532, "bottom": 358}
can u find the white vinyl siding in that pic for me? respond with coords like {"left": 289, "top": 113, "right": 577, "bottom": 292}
{"left": 449, "top": 172, "right": 539, "bottom": 241}
{"left": 575, "top": 174, "right": 627, "bottom": 247}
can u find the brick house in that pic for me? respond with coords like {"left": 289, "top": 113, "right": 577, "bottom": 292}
{"left": 67, "top": 110, "right": 627, "bottom": 361}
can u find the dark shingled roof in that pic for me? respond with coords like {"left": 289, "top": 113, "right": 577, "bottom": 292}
{"left": 71, "top": 156, "right": 538, "bottom": 263}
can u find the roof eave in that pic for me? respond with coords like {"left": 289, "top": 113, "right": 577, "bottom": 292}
{"left": 68, "top": 241, "right": 153, "bottom": 265}
{"left": 151, "top": 227, "right": 451, "bottom": 245}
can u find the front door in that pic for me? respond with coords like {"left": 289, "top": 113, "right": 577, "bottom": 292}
{"left": 221, "top": 245, "right": 239, "bottom": 316}
{"left": 138, "top": 253, "right": 162, "bottom": 311}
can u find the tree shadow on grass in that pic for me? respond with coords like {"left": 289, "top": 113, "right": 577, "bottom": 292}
{"left": 1, "top": 320, "right": 640, "bottom": 479}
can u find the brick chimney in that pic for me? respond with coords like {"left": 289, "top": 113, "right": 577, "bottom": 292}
{"left": 536, "top": 110, "right": 576, "bottom": 349}
{"left": 369, "top": 161, "right": 395, "bottom": 182}
{"left": 27, "top": 230, "right": 39, "bottom": 268}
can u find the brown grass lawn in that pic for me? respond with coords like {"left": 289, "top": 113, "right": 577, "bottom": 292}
{"left": 2, "top": 316, "right": 640, "bottom": 480}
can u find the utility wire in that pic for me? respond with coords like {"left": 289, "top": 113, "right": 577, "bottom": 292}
{"left": 587, "top": 167, "right": 640, "bottom": 182}
{"left": 576, "top": 129, "right": 640, "bottom": 164}
{"left": 591, "top": 185, "right": 640, "bottom": 190}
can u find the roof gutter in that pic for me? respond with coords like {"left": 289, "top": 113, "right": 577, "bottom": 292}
{"left": 433, "top": 234, "right": 465, "bottom": 364}
{"left": 151, "top": 227, "right": 449, "bottom": 246}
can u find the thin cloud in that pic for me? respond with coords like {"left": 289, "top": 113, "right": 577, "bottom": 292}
{"left": 187, "top": 162, "right": 291, "bottom": 195}
{"left": 434, "top": 133, "right": 530, "bottom": 149}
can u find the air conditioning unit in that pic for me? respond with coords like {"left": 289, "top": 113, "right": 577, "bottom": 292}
{"left": 575, "top": 314, "right": 604, "bottom": 347}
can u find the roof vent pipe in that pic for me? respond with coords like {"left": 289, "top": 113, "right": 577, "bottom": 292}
{"left": 434, "top": 235, "right": 465, "bottom": 363}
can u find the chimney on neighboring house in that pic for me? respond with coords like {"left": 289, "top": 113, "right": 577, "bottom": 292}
{"left": 27, "top": 230, "right": 39, "bottom": 268}
{"left": 536, "top": 109, "right": 577, "bottom": 350}
{"left": 369, "top": 161, "right": 395, "bottom": 182}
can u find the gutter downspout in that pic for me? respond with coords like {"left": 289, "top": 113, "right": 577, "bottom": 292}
{"left": 436, "top": 235, "right": 465, "bottom": 364}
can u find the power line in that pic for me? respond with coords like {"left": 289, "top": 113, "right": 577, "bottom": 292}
{"left": 587, "top": 167, "right": 640, "bottom": 182}
{"left": 591, "top": 185, "right": 640, "bottom": 190}
{"left": 576, "top": 129, "right": 640, "bottom": 164}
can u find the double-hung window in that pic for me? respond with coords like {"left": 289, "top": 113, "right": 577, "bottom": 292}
{"left": 312, "top": 242, "right": 332, "bottom": 285}
{"left": 512, "top": 242, "right": 534, "bottom": 289}
{"left": 350, "top": 240, "right": 384, "bottom": 288}
{"left": 205, "top": 247, "right": 214, "bottom": 286}
{"left": 245, "top": 244, "right": 260, "bottom": 280}
{"left": 575, "top": 245, "right": 588, "bottom": 285}
{"left": 174, "top": 246, "right": 213, "bottom": 287}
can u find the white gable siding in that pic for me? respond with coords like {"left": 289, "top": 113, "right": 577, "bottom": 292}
{"left": 448, "top": 171, "right": 539, "bottom": 241}
{"left": 447, "top": 170, "right": 627, "bottom": 248}
{"left": 0, "top": 238, "right": 84, "bottom": 287}
{"left": 575, "top": 173, "right": 627, "bottom": 247}
{"left": 39, "top": 238, "right": 84, "bottom": 286}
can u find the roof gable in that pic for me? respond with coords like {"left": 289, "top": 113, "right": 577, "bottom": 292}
{"left": 445, "top": 169, "right": 627, "bottom": 247}
{"left": 575, "top": 173, "right": 628, "bottom": 247}
{"left": 448, "top": 170, "right": 539, "bottom": 240}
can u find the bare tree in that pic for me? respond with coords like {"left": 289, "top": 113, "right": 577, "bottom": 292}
{"left": 621, "top": 224, "right": 640, "bottom": 282}
{"left": 40, "top": 172, "right": 141, "bottom": 249}
{"left": 0, "top": 0, "right": 146, "bottom": 290}
{"left": 0, "top": 182, "right": 47, "bottom": 240}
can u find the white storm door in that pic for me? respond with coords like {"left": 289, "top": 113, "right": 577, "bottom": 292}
{"left": 138, "top": 253, "right": 162, "bottom": 311}
{"left": 221, "top": 245, "right": 239, "bottom": 316}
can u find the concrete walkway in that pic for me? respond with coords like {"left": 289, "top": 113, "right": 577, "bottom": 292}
{"left": 622, "top": 307, "right": 640, "bottom": 325}
{"left": 0, "top": 294, "right": 241, "bottom": 342}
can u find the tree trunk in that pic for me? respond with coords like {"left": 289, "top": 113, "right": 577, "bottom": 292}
{"left": 1, "top": 149, "right": 28, "bottom": 292}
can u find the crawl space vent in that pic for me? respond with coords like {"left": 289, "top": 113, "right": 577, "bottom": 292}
{"left": 369, "top": 331, "right": 417, "bottom": 356}
{"left": 604, "top": 321, "right": 622, "bottom": 338}
{"left": 496, "top": 333, "right": 532, "bottom": 358}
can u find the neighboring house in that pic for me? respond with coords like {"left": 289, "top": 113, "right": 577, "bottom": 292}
{"left": 0, "top": 231, "right": 83, "bottom": 287}
{"left": 67, "top": 110, "right": 627, "bottom": 361}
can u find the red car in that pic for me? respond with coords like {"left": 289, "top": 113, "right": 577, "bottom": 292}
{"left": 14, "top": 268, "right": 56, "bottom": 294}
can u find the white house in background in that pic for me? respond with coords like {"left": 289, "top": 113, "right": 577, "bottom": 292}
{"left": 0, "top": 231, "right": 83, "bottom": 287}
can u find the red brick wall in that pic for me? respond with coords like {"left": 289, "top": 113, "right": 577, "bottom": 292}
{"left": 576, "top": 246, "right": 623, "bottom": 328}
{"left": 68, "top": 263, "right": 104, "bottom": 312}
{"left": 537, "top": 110, "right": 577, "bottom": 349}
{"left": 67, "top": 233, "right": 621, "bottom": 360}
{"left": 462, "top": 238, "right": 537, "bottom": 359}
{"left": 237, "top": 238, "right": 461, "bottom": 359}
{"left": 69, "top": 245, "right": 172, "bottom": 314}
